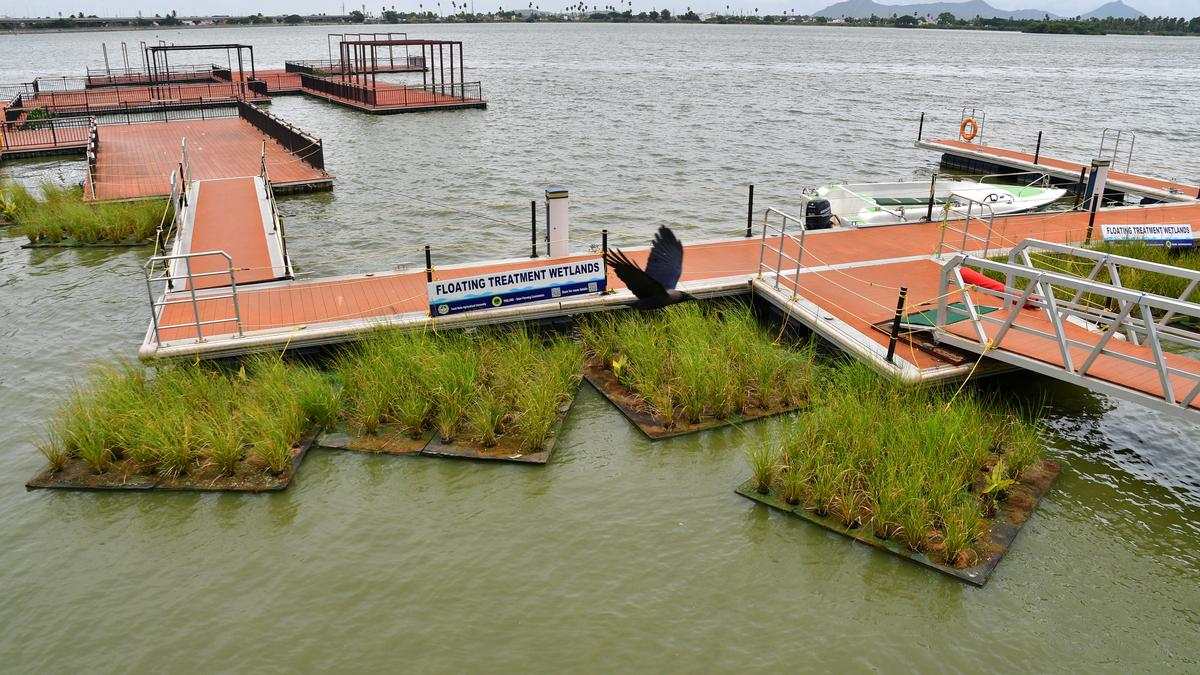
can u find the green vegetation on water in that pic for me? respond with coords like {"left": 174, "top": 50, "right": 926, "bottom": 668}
{"left": 336, "top": 326, "right": 582, "bottom": 450}
{"left": 38, "top": 356, "right": 337, "bottom": 480}
{"left": 579, "top": 302, "right": 814, "bottom": 427}
{"left": 750, "top": 360, "right": 1044, "bottom": 568}
{"left": 0, "top": 181, "right": 168, "bottom": 245}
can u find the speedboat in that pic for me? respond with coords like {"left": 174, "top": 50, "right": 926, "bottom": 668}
{"left": 810, "top": 180, "right": 1068, "bottom": 228}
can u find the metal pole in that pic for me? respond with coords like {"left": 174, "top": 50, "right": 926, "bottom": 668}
{"left": 925, "top": 173, "right": 937, "bottom": 222}
{"left": 917, "top": 112, "right": 925, "bottom": 142}
{"left": 745, "top": 184, "right": 754, "bottom": 237}
{"left": 885, "top": 286, "right": 909, "bottom": 364}
{"left": 530, "top": 201, "right": 538, "bottom": 258}
{"left": 425, "top": 245, "right": 433, "bottom": 282}
{"left": 1033, "top": 131, "right": 1043, "bottom": 164}
{"left": 1086, "top": 190, "right": 1101, "bottom": 241}
{"left": 1073, "top": 167, "right": 1088, "bottom": 210}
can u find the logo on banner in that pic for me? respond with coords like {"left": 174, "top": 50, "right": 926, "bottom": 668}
{"left": 428, "top": 259, "right": 607, "bottom": 317}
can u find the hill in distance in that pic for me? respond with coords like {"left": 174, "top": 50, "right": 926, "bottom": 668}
{"left": 813, "top": 0, "right": 1148, "bottom": 20}
{"left": 1081, "top": 1, "right": 1145, "bottom": 19}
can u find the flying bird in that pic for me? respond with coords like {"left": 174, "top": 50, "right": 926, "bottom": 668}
{"left": 604, "top": 226, "right": 693, "bottom": 310}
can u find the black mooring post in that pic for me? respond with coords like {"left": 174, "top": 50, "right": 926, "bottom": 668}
{"left": 925, "top": 173, "right": 938, "bottom": 222}
{"left": 424, "top": 245, "right": 433, "bottom": 282}
{"left": 1073, "top": 167, "right": 1088, "bottom": 210}
{"left": 1033, "top": 131, "right": 1043, "bottom": 164}
{"left": 885, "top": 286, "right": 909, "bottom": 364}
{"left": 1086, "top": 192, "right": 1101, "bottom": 242}
{"left": 917, "top": 112, "right": 925, "bottom": 142}
{"left": 601, "top": 229, "right": 609, "bottom": 280}
{"left": 530, "top": 200, "right": 537, "bottom": 258}
{"left": 745, "top": 184, "right": 755, "bottom": 238}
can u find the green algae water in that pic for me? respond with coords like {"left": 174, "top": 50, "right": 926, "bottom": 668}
{"left": 2, "top": 24, "right": 1199, "bottom": 671}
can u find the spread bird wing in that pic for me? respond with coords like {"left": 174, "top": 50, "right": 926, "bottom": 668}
{"left": 605, "top": 248, "right": 665, "bottom": 301}
{"left": 644, "top": 226, "right": 684, "bottom": 291}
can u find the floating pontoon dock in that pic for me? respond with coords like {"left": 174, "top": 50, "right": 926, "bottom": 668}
{"left": 139, "top": 181, "right": 1200, "bottom": 422}
{"left": 83, "top": 108, "right": 331, "bottom": 201}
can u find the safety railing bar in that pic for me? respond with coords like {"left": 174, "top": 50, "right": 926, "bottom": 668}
{"left": 989, "top": 277, "right": 1041, "bottom": 346}
{"left": 1182, "top": 381, "right": 1200, "bottom": 409}
{"left": 1141, "top": 302, "right": 1176, "bottom": 403}
{"left": 1078, "top": 298, "right": 1138, "bottom": 377}
{"left": 156, "top": 318, "right": 243, "bottom": 330}
{"left": 1160, "top": 277, "right": 1200, "bottom": 327}
{"left": 155, "top": 293, "right": 238, "bottom": 306}
{"left": 949, "top": 256, "right": 1200, "bottom": 317}
{"left": 1012, "top": 239, "right": 1200, "bottom": 283}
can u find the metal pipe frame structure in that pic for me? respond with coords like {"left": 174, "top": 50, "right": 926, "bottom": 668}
{"left": 144, "top": 43, "right": 257, "bottom": 99}
{"left": 327, "top": 32, "right": 409, "bottom": 72}
{"left": 337, "top": 38, "right": 465, "bottom": 98}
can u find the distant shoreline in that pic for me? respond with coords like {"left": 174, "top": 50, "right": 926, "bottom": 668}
{"left": 2, "top": 16, "right": 1197, "bottom": 38}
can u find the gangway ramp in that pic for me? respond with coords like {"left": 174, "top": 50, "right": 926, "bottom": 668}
{"left": 170, "top": 176, "right": 289, "bottom": 289}
{"left": 932, "top": 240, "right": 1200, "bottom": 420}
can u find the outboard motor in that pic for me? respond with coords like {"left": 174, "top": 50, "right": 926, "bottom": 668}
{"left": 805, "top": 198, "right": 833, "bottom": 230}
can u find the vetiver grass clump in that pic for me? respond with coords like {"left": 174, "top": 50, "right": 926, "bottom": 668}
{"left": 36, "top": 356, "right": 335, "bottom": 482}
{"left": 335, "top": 326, "right": 582, "bottom": 451}
{"left": 579, "top": 302, "right": 814, "bottom": 428}
{"left": 755, "top": 360, "right": 1046, "bottom": 568}
{"left": 0, "top": 180, "right": 168, "bottom": 245}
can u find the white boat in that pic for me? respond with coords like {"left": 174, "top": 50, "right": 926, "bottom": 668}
{"left": 810, "top": 180, "right": 1068, "bottom": 228}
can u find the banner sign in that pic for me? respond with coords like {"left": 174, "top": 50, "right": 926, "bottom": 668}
{"left": 1101, "top": 223, "right": 1195, "bottom": 247}
{"left": 429, "top": 258, "right": 606, "bottom": 317}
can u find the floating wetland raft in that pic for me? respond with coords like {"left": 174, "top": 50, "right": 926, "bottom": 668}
{"left": 736, "top": 361, "right": 1059, "bottom": 586}
{"left": 1, "top": 181, "right": 169, "bottom": 247}
{"left": 27, "top": 356, "right": 337, "bottom": 492}
{"left": 29, "top": 324, "right": 587, "bottom": 491}
{"left": 579, "top": 302, "right": 814, "bottom": 439}
{"left": 330, "top": 327, "right": 583, "bottom": 464}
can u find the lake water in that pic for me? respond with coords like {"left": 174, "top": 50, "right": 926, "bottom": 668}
{"left": 2, "top": 23, "right": 1199, "bottom": 671}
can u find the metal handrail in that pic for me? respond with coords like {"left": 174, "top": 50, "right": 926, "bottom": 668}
{"left": 1007, "top": 239, "right": 1200, "bottom": 345}
{"left": 960, "top": 107, "right": 986, "bottom": 145}
{"left": 935, "top": 252, "right": 1200, "bottom": 416}
{"left": 1099, "top": 128, "right": 1135, "bottom": 174}
{"left": 145, "top": 250, "right": 243, "bottom": 346}
{"left": 936, "top": 192, "right": 996, "bottom": 258}
{"left": 757, "top": 203, "right": 809, "bottom": 299}
{"left": 258, "top": 143, "right": 292, "bottom": 278}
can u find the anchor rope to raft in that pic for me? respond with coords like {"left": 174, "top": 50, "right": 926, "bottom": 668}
{"left": 945, "top": 339, "right": 994, "bottom": 410}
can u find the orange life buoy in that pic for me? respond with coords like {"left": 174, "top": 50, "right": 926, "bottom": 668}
{"left": 960, "top": 117, "right": 979, "bottom": 142}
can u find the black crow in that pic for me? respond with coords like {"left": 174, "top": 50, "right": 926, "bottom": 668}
{"left": 604, "top": 226, "right": 694, "bottom": 310}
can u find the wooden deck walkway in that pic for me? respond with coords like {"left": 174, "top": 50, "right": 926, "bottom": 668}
{"left": 919, "top": 138, "right": 1200, "bottom": 202}
{"left": 179, "top": 177, "right": 286, "bottom": 290}
{"left": 84, "top": 118, "right": 331, "bottom": 201}
{"left": 142, "top": 200, "right": 1200, "bottom": 367}
{"left": 15, "top": 82, "right": 269, "bottom": 115}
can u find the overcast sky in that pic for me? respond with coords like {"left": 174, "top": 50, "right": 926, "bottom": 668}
{"left": 1, "top": 0, "right": 1196, "bottom": 17}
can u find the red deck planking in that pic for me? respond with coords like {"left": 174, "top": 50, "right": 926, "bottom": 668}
{"left": 17, "top": 82, "right": 269, "bottom": 113}
{"left": 185, "top": 178, "right": 278, "bottom": 290}
{"left": 151, "top": 201, "right": 1200, "bottom": 349}
{"left": 925, "top": 139, "right": 1199, "bottom": 198}
{"left": 84, "top": 118, "right": 330, "bottom": 202}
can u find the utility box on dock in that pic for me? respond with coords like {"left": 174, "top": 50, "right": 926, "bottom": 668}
{"left": 546, "top": 187, "right": 569, "bottom": 257}
{"left": 1086, "top": 158, "right": 1112, "bottom": 209}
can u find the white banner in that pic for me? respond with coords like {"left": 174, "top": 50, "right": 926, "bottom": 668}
{"left": 1101, "top": 223, "right": 1194, "bottom": 244}
{"left": 428, "top": 258, "right": 606, "bottom": 316}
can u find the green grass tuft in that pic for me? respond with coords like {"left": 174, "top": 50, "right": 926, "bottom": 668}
{"left": 1, "top": 180, "right": 168, "bottom": 245}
